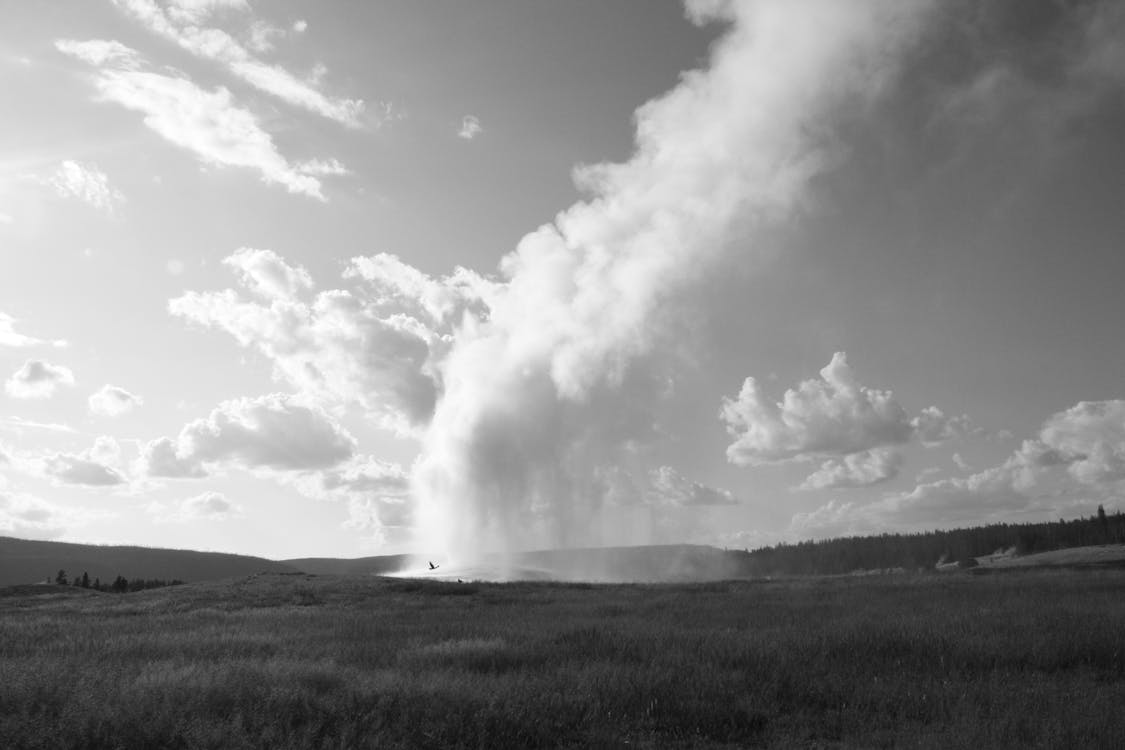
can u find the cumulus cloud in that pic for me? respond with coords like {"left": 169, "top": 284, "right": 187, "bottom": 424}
{"left": 0, "top": 312, "right": 66, "bottom": 348}
{"left": 48, "top": 161, "right": 125, "bottom": 213}
{"left": 57, "top": 38, "right": 338, "bottom": 200}
{"left": 792, "top": 399, "right": 1125, "bottom": 539}
{"left": 1038, "top": 400, "right": 1125, "bottom": 485}
{"left": 722, "top": 353, "right": 914, "bottom": 465}
{"left": 140, "top": 393, "right": 356, "bottom": 478}
{"left": 149, "top": 490, "right": 242, "bottom": 522}
{"left": 458, "top": 115, "right": 482, "bottom": 140}
{"left": 170, "top": 250, "right": 494, "bottom": 431}
{"left": 646, "top": 465, "right": 739, "bottom": 506}
{"left": 110, "top": 0, "right": 367, "bottom": 127}
{"left": 88, "top": 384, "right": 143, "bottom": 416}
{"left": 44, "top": 453, "right": 126, "bottom": 486}
{"left": 222, "top": 247, "right": 313, "bottom": 300}
{"left": 912, "top": 406, "right": 977, "bottom": 446}
{"left": 799, "top": 447, "right": 903, "bottom": 490}
{"left": 4, "top": 360, "right": 75, "bottom": 399}
{"left": 0, "top": 491, "right": 76, "bottom": 539}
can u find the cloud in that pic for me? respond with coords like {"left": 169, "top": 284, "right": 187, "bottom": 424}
{"left": 88, "top": 384, "right": 143, "bottom": 416}
{"left": 170, "top": 250, "right": 494, "bottom": 431}
{"left": 0, "top": 491, "right": 76, "bottom": 539}
{"left": 0, "top": 312, "right": 66, "bottom": 348}
{"left": 646, "top": 465, "right": 739, "bottom": 506}
{"left": 792, "top": 399, "right": 1125, "bottom": 539}
{"left": 799, "top": 447, "right": 903, "bottom": 490}
{"left": 149, "top": 491, "right": 242, "bottom": 523}
{"left": 48, "top": 161, "right": 125, "bottom": 213}
{"left": 458, "top": 115, "right": 482, "bottom": 140}
{"left": 1039, "top": 400, "right": 1125, "bottom": 484}
{"left": 110, "top": 0, "right": 367, "bottom": 127}
{"left": 722, "top": 352, "right": 914, "bottom": 465}
{"left": 912, "top": 406, "right": 977, "bottom": 446}
{"left": 0, "top": 416, "right": 77, "bottom": 435}
{"left": 57, "top": 38, "right": 337, "bottom": 200}
{"left": 166, "top": 0, "right": 249, "bottom": 24}
{"left": 4, "top": 360, "right": 75, "bottom": 399}
{"left": 44, "top": 453, "right": 126, "bottom": 486}
{"left": 222, "top": 247, "right": 313, "bottom": 300}
{"left": 140, "top": 393, "right": 356, "bottom": 477}
{"left": 287, "top": 456, "right": 412, "bottom": 546}
{"left": 54, "top": 38, "right": 140, "bottom": 68}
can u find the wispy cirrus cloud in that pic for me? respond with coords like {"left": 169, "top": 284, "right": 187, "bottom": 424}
{"left": 57, "top": 39, "right": 340, "bottom": 200}
{"left": 110, "top": 0, "right": 368, "bottom": 127}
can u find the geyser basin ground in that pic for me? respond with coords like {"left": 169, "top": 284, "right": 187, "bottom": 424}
{"left": 389, "top": 543, "right": 751, "bottom": 583}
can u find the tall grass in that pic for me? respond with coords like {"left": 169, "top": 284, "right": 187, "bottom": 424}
{"left": 2, "top": 570, "right": 1124, "bottom": 748}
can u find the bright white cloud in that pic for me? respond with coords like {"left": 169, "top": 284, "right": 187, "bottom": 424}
{"left": 4, "top": 360, "right": 75, "bottom": 399}
{"left": 88, "top": 384, "right": 143, "bottom": 416}
{"left": 0, "top": 312, "right": 66, "bottom": 348}
{"left": 0, "top": 491, "right": 78, "bottom": 539}
{"left": 170, "top": 250, "right": 494, "bottom": 431}
{"left": 799, "top": 447, "right": 903, "bottom": 490}
{"left": 722, "top": 352, "right": 914, "bottom": 465}
{"left": 1039, "top": 400, "right": 1125, "bottom": 484}
{"left": 54, "top": 38, "right": 140, "bottom": 68}
{"left": 222, "top": 247, "right": 313, "bottom": 300}
{"left": 57, "top": 38, "right": 336, "bottom": 200}
{"left": 458, "top": 115, "right": 482, "bottom": 140}
{"left": 140, "top": 393, "right": 357, "bottom": 477}
{"left": 792, "top": 399, "right": 1125, "bottom": 538}
{"left": 49, "top": 160, "right": 125, "bottom": 213}
{"left": 111, "top": 0, "right": 367, "bottom": 127}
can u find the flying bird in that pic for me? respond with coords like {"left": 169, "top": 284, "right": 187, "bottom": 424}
{"left": 428, "top": 561, "right": 439, "bottom": 570}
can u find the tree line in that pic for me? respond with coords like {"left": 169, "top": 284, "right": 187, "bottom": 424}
{"left": 734, "top": 505, "right": 1125, "bottom": 576}
{"left": 51, "top": 570, "right": 184, "bottom": 593}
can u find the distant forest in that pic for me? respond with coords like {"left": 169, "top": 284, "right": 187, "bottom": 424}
{"left": 736, "top": 506, "right": 1125, "bottom": 576}
{"left": 50, "top": 570, "right": 184, "bottom": 593}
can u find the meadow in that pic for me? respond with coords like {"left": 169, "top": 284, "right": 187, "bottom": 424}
{"left": 2, "top": 570, "right": 1124, "bottom": 749}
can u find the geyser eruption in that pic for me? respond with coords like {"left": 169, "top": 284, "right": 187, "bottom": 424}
{"left": 413, "top": 0, "right": 934, "bottom": 567}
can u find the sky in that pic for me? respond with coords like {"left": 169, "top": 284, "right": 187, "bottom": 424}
{"left": 2, "top": 0, "right": 1124, "bottom": 562}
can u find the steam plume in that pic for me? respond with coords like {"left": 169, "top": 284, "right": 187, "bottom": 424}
{"left": 414, "top": 0, "right": 934, "bottom": 563}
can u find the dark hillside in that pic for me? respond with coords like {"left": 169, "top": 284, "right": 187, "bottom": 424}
{"left": 0, "top": 536, "right": 299, "bottom": 586}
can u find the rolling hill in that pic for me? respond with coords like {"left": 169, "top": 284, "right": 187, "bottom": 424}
{"left": 0, "top": 536, "right": 300, "bottom": 586}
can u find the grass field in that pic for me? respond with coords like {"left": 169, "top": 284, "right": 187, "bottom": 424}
{"left": 2, "top": 570, "right": 1124, "bottom": 749}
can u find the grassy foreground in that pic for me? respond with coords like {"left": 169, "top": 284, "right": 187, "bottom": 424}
{"left": 2, "top": 571, "right": 1124, "bottom": 749}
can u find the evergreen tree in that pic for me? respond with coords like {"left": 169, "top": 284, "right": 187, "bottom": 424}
{"left": 80, "top": 572, "right": 90, "bottom": 589}
{"left": 55, "top": 569, "right": 67, "bottom": 585}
